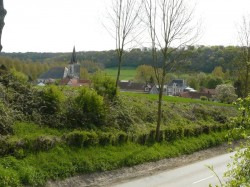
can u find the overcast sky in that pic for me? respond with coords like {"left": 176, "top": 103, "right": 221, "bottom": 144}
{"left": 1, "top": 0, "right": 250, "bottom": 53}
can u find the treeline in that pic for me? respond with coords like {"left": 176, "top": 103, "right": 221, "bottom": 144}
{"left": 1, "top": 45, "right": 242, "bottom": 73}
{"left": 0, "top": 57, "right": 91, "bottom": 80}
{"left": 0, "top": 56, "right": 66, "bottom": 80}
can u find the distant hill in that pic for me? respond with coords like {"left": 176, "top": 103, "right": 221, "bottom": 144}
{"left": 0, "top": 45, "right": 242, "bottom": 73}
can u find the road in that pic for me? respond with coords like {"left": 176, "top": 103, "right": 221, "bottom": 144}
{"left": 111, "top": 152, "right": 235, "bottom": 187}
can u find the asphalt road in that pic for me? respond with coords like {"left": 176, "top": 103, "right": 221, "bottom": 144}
{"left": 112, "top": 152, "right": 235, "bottom": 187}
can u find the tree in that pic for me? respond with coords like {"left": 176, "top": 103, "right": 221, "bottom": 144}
{"left": 215, "top": 84, "right": 237, "bottom": 103}
{"left": 105, "top": 0, "right": 143, "bottom": 92}
{"left": 211, "top": 96, "right": 250, "bottom": 187}
{"left": 135, "top": 64, "right": 155, "bottom": 83}
{"left": 0, "top": 0, "right": 6, "bottom": 52}
{"left": 91, "top": 71, "right": 116, "bottom": 100}
{"left": 144, "top": 0, "right": 199, "bottom": 141}
{"left": 212, "top": 66, "right": 225, "bottom": 78}
{"left": 206, "top": 77, "right": 223, "bottom": 89}
{"left": 237, "top": 16, "right": 250, "bottom": 98}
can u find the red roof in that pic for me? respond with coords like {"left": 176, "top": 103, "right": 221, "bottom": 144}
{"left": 59, "top": 78, "right": 91, "bottom": 87}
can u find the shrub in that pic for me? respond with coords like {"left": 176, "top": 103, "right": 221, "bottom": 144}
{"left": 215, "top": 84, "right": 237, "bottom": 103}
{"left": 148, "top": 130, "right": 156, "bottom": 143}
{"left": 193, "top": 125, "right": 203, "bottom": 136}
{"left": 40, "top": 85, "right": 65, "bottom": 115}
{"left": 65, "top": 130, "right": 99, "bottom": 147}
{"left": 0, "top": 101, "right": 14, "bottom": 135}
{"left": 98, "top": 132, "right": 112, "bottom": 146}
{"left": 137, "top": 134, "right": 148, "bottom": 145}
{"left": 183, "top": 127, "right": 194, "bottom": 137}
{"left": 73, "top": 87, "right": 106, "bottom": 127}
{"left": 165, "top": 127, "right": 184, "bottom": 142}
{"left": 116, "top": 132, "right": 128, "bottom": 145}
{"left": 65, "top": 130, "right": 88, "bottom": 147}
{"left": 34, "top": 136, "right": 60, "bottom": 151}
{"left": 91, "top": 71, "right": 117, "bottom": 100}
{"left": 200, "top": 96, "right": 208, "bottom": 101}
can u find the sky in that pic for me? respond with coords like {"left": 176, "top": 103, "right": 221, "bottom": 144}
{"left": 1, "top": 0, "right": 250, "bottom": 53}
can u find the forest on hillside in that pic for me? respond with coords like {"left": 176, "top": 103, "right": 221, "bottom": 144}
{"left": 0, "top": 45, "right": 242, "bottom": 75}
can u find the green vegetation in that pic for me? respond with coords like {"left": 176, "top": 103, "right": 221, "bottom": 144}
{"left": 105, "top": 67, "right": 136, "bottom": 80}
{"left": 0, "top": 66, "right": 247, "bottom": 186}
{"left": 0, "top": 45, "right": 242, "bottom": 74}
{"left": 1, "top": 122, "right": 246, "bottom": 186}
{"left": 121, "top": 92, "right": 231, "bottom": 106}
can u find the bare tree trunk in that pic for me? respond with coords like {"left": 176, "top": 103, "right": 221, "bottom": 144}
{"left": 156, "top": 81, "right": 164, "bottom": 141}
{"left": 0, "top": 0, "right": 7, "bottom": 52}
{"left": 238, "top": 16, "right": 250, "bottom": 98}
{"left": 115, "top": 53, "right": 123, "bottom": 90}
{"left": 244, "top": 65, "right": 250, "bottom": 98}
{"left": 144, "top": 0, "right": 198, "bottom": 141}
{"left": 105, "top": 0, "right": 143, "bottom": 93}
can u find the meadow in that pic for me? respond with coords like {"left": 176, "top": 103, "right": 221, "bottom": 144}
{"left": 104, "top": 67, "right": 136, "bottom": 80}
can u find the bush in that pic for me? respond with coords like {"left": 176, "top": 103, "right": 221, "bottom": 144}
{"left": 137, "top": 134, "right": 148, "bottom": 145}
{"left": 34, "top": 136, "right": 60, "bottom": 151}
{"left": 91, "top": 71, "right": 117, "bottom": 100}
{"left": 215, "top": 84, "right": 237, "bottom": 103}
{"left": 98, "top": 132, "right": 112, "bottom": 146}
{"left": 73, "top": 87, "right": 106, "bottom": 127}
{"left": 116, "top": 132, "right": 128, "bottom": 145}
{"left": 165, "top": 127, "right": 184, "bottom": 142}
{"left": 65, "top": 130, "right": 99, "bottom": 147}
{"left": 0, "top": 101, "right": 14, "bottom": 135}
{"left": 40, "top": 85, "right": 65, "bottom": 115}
{"left": 200, "top": 96, "right": 208, "bottom": 101}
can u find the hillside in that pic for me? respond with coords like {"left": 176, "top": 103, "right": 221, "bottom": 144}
{"left": 0, "top": 67, "right": 247, "bottom": 186}
{"left": 1, "top": 45, "right": 242, "bottom": 73}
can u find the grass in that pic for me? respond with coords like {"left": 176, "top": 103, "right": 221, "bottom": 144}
{"left": 121, "top": 92, "right": 232, "bottom": 107}
{"left": 0, "top": 129, "right": 239, "bottom": 186}
{"left": 105, "top": 67, "right": 136, "bottom": 80}
{"left": 12, "top": 122, "right": 64, "bottom": 139}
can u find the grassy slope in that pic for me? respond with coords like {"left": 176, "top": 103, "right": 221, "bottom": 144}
{"left": 0, "top": 93, "right": 243, "bottom": 186}
{"left": 121, "top": 92, "right": 231, "bottom": 106}
{"left": 0, "top": 123, "right": 237, "bottom": 186}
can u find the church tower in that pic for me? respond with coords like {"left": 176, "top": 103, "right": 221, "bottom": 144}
{"left": 68, "top": 46, "right": 80, "bottom": 79}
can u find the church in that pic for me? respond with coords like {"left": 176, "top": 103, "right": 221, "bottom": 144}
{"left": 37, "top": 47, "right": 83, "bottom": 85}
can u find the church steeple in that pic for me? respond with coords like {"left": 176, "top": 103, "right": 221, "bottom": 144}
{"left": 68, "top": 46, "right": 80, "bottom": 79}
{"left": 70, "top": 46, "right": 77, "bottom": 64}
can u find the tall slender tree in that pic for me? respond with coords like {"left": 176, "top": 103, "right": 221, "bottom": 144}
{"left": 237, "top": 16, "right": 250, "bottom": 98}
{"left": 105, "top": 0, "right": 143, "bottom": 92}
{"left": 144, "top": 0, "right": 199, "bottom": 141}
{"left": 0, "top": 0, "right": 6, "bottom": 52}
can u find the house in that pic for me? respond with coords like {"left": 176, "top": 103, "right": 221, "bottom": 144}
{"left": 166, "top": 79, "right": 187, "bottom": 96}
{"left": 37, "top": 67, "right": 68, "bottom": 83}
{"left": 118, "top": 81, "right": 151, "bottom": 93}
{"left": 149, "top": 85, "right": 167, "bottom": 94}
{"left": 37, "top": 46, "right": 81, "bottom": 84}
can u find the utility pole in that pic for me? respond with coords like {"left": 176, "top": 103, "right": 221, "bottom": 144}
{"left": 0, "top": 0, "right": 6, "bottom": 52}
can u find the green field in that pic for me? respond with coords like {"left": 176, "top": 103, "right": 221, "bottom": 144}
{"left": 105, "top": 67, "right": 136, "bottom": 80}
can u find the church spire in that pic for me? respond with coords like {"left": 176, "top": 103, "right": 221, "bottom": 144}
{"left": 70, "top": 46, "right": 77, "bottom": 64}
